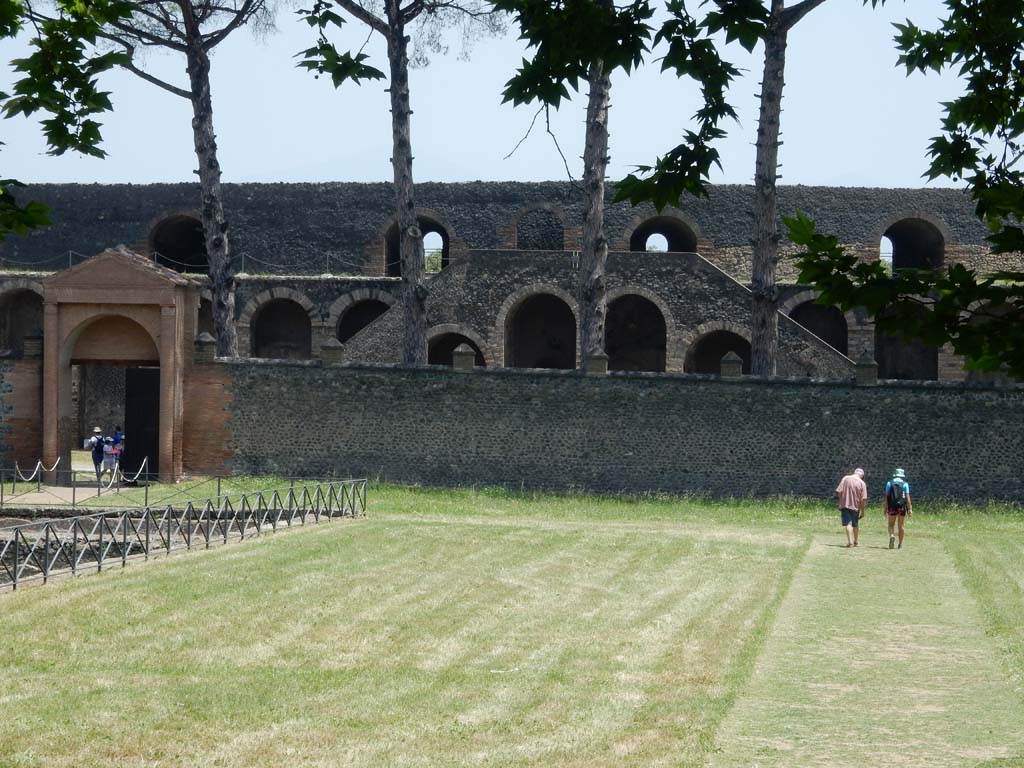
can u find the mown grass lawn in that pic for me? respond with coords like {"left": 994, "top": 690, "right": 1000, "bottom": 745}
{"left": 1, "top": 485, "right": 1023, "bottom": 768}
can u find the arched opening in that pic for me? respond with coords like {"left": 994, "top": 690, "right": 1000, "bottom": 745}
{"left": 251, "top": 299, "right": 311, "bottom": 359}
{"left": 629, "top": 216, "right": 698, "bottom": 253}
{"left": 505, "top": 293, "right": 576, "bottom": 369}
{"left": 515, "top": 208, "right": 564, "bottom": 251}
{"left": 386, "top": 218, "right": 450, "bottom": 276}
{"left": 606, "top": 295, "right": 667, "bottom": 372}
{"left": 151, "top": 215, "right": 208, "bottom": 274}
{"left": 197, "top": 298, "right": 214, "bottom": 338}
{"left": 789, "top": 300, "right": 848, "bottom": 355}
{"left": 874, "top": 306, "right": 938, "bottom": 380}
{"left": 0, "top": 289, "right": 43, "bottom": 357}
{"left": 879, "top": 235, "right": 894, "bottom": 274}
{"left": 428, "top": 333, "right": 486, "bottom": 366}
{"left": 337, "top": 299, "right": 390, "bottom": 343}
{"left": 644, "top": 234, "right": 669, "bottom": 252}
{"left": 685, "top": 330, "right": 751, "bottom": 374}
{"left": 424, "top": 231, "right": 445, "bottom": 274}
{"left": 882, "top": 218, "right": 944, "bottom": 271}
{"left": 68, "top": 315, "right": 161, "bottom": 476}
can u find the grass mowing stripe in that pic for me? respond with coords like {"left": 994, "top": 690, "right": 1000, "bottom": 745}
{"left": 942, "top": 534, "right": 1024, "bottom": 699}
{"left": 1, "top": 503, "right": 806, "bottom": 768}
{"left": 709, "top": 535, "right": 1024, "bottom": 767}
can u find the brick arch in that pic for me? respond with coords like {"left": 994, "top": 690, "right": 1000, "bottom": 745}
{"left": 505, "top": 203, "right": 570, "bottom": 250}
{"left": 370, "top": 208, "right": 466, "bottom": 276}
{"left": 617, "top": 209, "right": 702, "bottom": 252}
{"left": 427, "top": 323, "right": 488, "bottom": 352}
{"left": 873, "top": 211, "right": 953, "bottom": 247}
{"left": 427, "top": 323, "right": 489, "bottom": 366}
{"left": 238, "top": 287, "right": 317, "bottom": 327}
{"left": 0, "top": 278, "right": 44, "bottom": 299}
{"left": 493, "top": 283, "right": 579, "bottom": 367}
{"left": 326, "top": 288, "right": 397, "bottom": 330}
{"left": 679, "top": 320, "right": 751, "bottom": 372}
{"left": 779, "top": 289, "right": 859, "bottom": 331}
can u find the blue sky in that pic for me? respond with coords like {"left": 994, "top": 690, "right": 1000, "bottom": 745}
{"left": 2, "top": 1, "right": 962, "bottom": 187}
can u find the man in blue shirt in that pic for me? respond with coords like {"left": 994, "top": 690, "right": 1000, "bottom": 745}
{"left": 885, "top": 468, "right": 913, "bottom": 549}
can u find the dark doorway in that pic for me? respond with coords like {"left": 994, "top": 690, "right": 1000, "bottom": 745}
{"left": 606, "top": 295, "right": 667, "bottom": 371}
{"left": 685, "top": 330, "right": 752, "bottom": 374}
{"left": 506, "top": 293, "right": 576, "bottom": 369}
{"left": 428, "top": 333, "right": 486, "bottom": 366}
{"left": 123, "top": 367, "right": 160, "bottom": 476}
{"left": 790, "top": 301, "right": 849, "bottom": 355}
{"left": 252, "top": 299, "right": 312, "bottom": 359}
{"left": 875, "top": 309, "right": 938, "bottom": 381}
{"left": 337, "top": 299, "right": 390, "bottom": 343}
{"left": 883, "top": 218, "right": 944, "bottom": 272}
{"left": 151, "top": 215, "right": 208, "bottom": 273}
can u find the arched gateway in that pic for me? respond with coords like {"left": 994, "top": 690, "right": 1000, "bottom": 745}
{"left": 42, "top": 248, "right": 200, "bottom": 482}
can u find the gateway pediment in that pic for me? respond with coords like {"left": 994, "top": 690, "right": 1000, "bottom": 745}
{"left": 44, "top": 246, "right": 195, "bottom": 301}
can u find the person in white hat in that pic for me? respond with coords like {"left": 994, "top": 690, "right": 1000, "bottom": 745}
{"left": 835, "top": 467, "right": 868, "bottom": 548}
{"left": 87, "top": 426, "right": 106, "bottom": 482}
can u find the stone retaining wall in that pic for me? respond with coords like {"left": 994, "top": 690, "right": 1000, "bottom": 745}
{"left": 184, "top": 360, "right": 1024, "bottom": 502}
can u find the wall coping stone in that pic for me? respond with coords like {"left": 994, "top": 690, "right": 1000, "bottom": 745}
{"left": 205, "top": 357, "right": 1023, "bottom": 392}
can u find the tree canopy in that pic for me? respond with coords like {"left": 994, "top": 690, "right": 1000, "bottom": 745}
{"left": 789, "top": 0, "right": 1024, "bottom": 378}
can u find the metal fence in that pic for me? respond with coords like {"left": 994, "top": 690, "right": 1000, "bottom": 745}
{"left": 0, "top": 478, "right": 366, "bottom": 590}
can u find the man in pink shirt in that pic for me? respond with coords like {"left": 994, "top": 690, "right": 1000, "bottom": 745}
{"left": 835, "top": 467, "right": 868, "bottom": 548}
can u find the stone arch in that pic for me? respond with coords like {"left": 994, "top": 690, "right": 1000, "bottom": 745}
{"left": 779, "top": 289, "right": 857, "bottom": 357}
{"left": 681, "top": 321, "right": 752, "bottom": 374}
{"left": 512, "top": 204, "right": 568, "bottom": 251}
{"left": 605, "top": 286, "right": 676, "bottom": 372}
{"left": 382, "top": 208, "right": 460, "bottom": 276}
{"left": 149, "top": 213, "right": 208, "bottom": 273}
{"left": 622, "top": 211, "right": 700, "bottom": 253}
{"left": 239, "top": 288, "right": 316, "bottom": 360}
{"left": 325, "top": 288, "right": 397, "bottom": 332}
{"left": 239, "top": 287, "right": 317, "bottom": 328}
{"left": 0, "top": 280, "right": 44, "bottom": 357}
{"left": 876, "top": 213, "right": 948, "bottom": 271}
{"left": 496, "top": 284, "right": 579, "bottom": 368}
{"left": 427, "top": 324, "right": 488, "bottom": 366}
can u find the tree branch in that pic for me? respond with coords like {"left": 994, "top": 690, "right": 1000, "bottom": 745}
{"left": 202, "top": 0, "right": 259, "bottom": 49}
{"left": 778, "top": 0, "right": 828, "bottom": 32}
{"left": 96, "top": 30, "right": 193, "bottom": 98}
{"left": 107, "top": 17, "right": 188, "bottom": 51}
{"left": 335, "top": 0, "right": 389, "bottom": 37}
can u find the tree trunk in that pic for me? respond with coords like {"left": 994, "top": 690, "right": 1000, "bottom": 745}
{"left": 182, "top": 13, "right": 237, "bottom": 357}
{"left": 579, "top": 58, "right": 611, "bottom": 367}
{"left": 750, "top": 2, "right": 788, "bottom": 377}
{"left": 386, "top": 0, "right": 426, "bottom": 364}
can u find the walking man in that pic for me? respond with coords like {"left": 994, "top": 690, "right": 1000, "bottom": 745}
{"left": 836, "top": 467, "right": 868, "bottom": 548}
{"left": 885, "top": 468, "right": 913, "bottom": 549}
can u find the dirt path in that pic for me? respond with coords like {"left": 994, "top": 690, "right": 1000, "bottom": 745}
{"left": 709, "top": 533, "right": 1024, "bottom": 768}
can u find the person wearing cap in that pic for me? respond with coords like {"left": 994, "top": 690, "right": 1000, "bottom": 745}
{"left": 87, "top": 426, "right": 106, "bottom": 482}
{"left": 884, "top": 468, "right": 913, "bottom": 549}
{"left": 835, "top": 467, "right": 868, "bottom": 548}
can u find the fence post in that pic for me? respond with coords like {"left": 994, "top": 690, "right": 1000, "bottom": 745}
{"left": 43, "top": 524, "right": 50, "bottom": 584}
{"left": 97, "top": 515, "right": 104, "bottom": 572}
{"left": 122, "top": 512, "right": 128, "bottom": 566}
{"left": 1, "top": 471, "right": 4, "bottom": 508}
